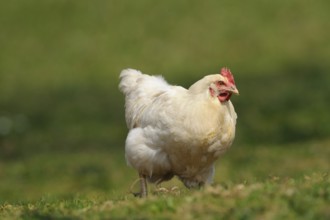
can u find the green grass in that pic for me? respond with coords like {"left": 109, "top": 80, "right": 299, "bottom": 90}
{"left": 1, "top": 140, "right": 329, "bottom": 219}
{"left": 1, "top": 174, "right": 329, "bottom": 220}
{"left": 1, "top": 0, "right": 330, "bottom": 219}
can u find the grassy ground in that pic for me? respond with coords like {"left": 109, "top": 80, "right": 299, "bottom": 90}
{"left": 1, "top": 174, "right": 329, "bottom": 220}
{"left": 1, "top": 140, "right": 329, "bottom": 219}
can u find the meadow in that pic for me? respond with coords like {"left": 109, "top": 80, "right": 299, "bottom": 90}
{"left": 0, "top": 0, "right": 329, "bottom": 219}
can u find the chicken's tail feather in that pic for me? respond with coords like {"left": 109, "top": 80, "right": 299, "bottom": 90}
{"left": 119, "top": 68, "right": 171, "bottom": 128}
{"left": 119, "top": 68, "right": 143, "bottom": 95}
{"left": 119, "top": 68, "right": 170, "bottom": 96}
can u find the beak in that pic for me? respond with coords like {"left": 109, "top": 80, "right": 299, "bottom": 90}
{"left": 230, "top": 86, "right": 239, "bottom": 95}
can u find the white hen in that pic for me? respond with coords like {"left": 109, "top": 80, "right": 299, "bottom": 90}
{"left": 119, "top": 68, "right": 239, "bottom": 197}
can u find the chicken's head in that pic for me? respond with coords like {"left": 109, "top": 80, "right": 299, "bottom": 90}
{"left": 209, "top": 68, "right": 239, "bottom": 102}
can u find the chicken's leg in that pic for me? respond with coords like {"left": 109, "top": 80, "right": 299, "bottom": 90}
{"left": 139, "top": 173, "right": 148, "bottom": 198}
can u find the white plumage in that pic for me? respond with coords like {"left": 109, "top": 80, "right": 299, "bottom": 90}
{"left": 119, "top": 68, "right": 239, "bottom": 196}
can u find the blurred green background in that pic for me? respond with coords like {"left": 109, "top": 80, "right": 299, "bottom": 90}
{"left": 0, "top": 0, "right": 329, "bottom": 202}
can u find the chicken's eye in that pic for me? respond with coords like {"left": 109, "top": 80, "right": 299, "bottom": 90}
{"left": 217, "top": 81, "right": 226, "bottom": 86}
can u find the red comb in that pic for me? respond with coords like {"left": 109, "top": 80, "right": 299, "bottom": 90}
{"left": 220, "top": 67, "right": 235, "bottom": 85}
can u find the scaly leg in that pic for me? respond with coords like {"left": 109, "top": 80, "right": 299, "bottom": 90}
{"left": 139, "top": 173, "right": 148, "bottom": 198}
